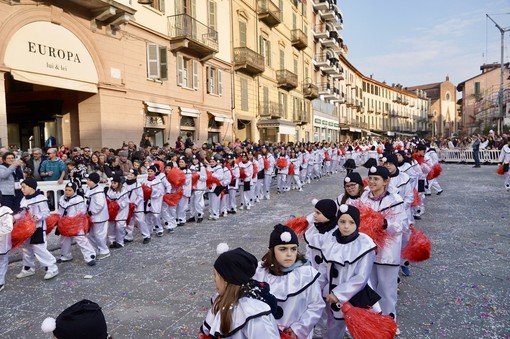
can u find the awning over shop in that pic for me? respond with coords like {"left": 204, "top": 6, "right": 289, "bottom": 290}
{"left": 179, "top": 107, "right": 201, "bottom": 118}
{"left": 257, "top": 119, "right": 296, "bottom": 135}
{"left": 145, "top": 101, "right": 172, "bottom": 115}
{"left": 208, "top": 111, "right": 233, "bottom": 123}
{"left": 5, "top": 22, "right": 99, "bottom": 94}
{"left": 349, "top": 127, "right": 361, "bottom": 133}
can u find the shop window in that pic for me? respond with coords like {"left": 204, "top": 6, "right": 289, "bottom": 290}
{"left": 206, "top": 66, "right": 222, "bottom": 96}
{"left": 147, "top": 43, "right": 168, "bottom": 80}
{"left": 177, "top": 55, "right": 199, "bottom": 89}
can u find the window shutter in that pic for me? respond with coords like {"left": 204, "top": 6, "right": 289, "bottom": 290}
{"left": 206, "top": 66, "right": 211, "bottom": 93}
{"left": 159, "top": 0, "right": 165, "bottom": 13}
{"left": 209, "top": 0, "right": 217, "bottom": 31}
{"left": 218, "top": 70, "right": 222, "bottom": 96}
{"left": 192, "top": 60, "right": 199, "bottom": 90}
{"left": 147, "top": 43, "right": 160, "bottom": 79}
{"left": 280, "top": 49, "right": 284, "bottom": 70}
{"left": 177, "top": 55, "right": 183, "bottom": 86}
{"left": 241, "top": 78, "right": 248, "bottom": 111}
{"left": 267, "top": 42, "right": 271, "bottom": 66}
{"left": 240, "top": 22, "right": 247, "bottom": 47}
{"left": 159, "top": 46, "right": 168, "bottom": 80}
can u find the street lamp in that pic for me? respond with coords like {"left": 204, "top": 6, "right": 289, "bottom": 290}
{"left": 486, "top": 14, "right": 510, "bottom": 135}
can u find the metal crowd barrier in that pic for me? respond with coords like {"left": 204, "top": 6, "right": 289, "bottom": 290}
{"left": 438, "top": 149, "right": 501, "bottom": 164}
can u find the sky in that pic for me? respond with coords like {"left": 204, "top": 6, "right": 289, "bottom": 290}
{"left": 340, "top": 0, "right": 510, "bottom": 91}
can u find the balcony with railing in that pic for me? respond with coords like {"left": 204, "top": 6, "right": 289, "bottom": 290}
{"left": 276, "top": 70, "right": 298, "bottom": 90}
{"left": 312, "top": 24, "right": 329, "bottom": 40}
{"left": 258, "top": 0, "right": 281, "bottom": 27}
{"left": 259, "top": 101, "right": 284, "bottom": 118}
{"left": 291, "top": 29, "right": 308, "bottom": 50}
{"left": 168, "top": 14, "right": 218, "bottom": 59}
{"left": 303, "top": 82, "right": 319, "bottom": 100}
{"left": 319, "top": 5, "right": 337, "bottom": 22}
{"left": 293, "top": 110, "right": 310, "bottom": 125}
{"left": 233, "top": 47, "right": 265, "bottom": 75}
{"left": 317, "top": 83, "right": 336, "bottom": 100}
{"left": 312, "top": 0, "right": 330, "bottom": 12}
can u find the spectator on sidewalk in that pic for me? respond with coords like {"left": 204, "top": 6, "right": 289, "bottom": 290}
{"left": 26, "top": 148, "right": 45, "bottom": 181}
{"left": 472, "top": 134, "right": 481, "bottom": 168}
{"left": 0, "top": 152, "right": 24, "bottom": 211}
{"left": 40, "top": 148, "right": 66, "bottom": 184}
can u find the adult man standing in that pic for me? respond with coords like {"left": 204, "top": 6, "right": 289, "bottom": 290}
{"left": 26, "top": 148, "right": 45, "bottom": 181}
{"left": 40, "top": 148, "right": 66, "bottom": 184}
{"left": 118, "top": 151, "right": 133, "bottom": 176}
{"left": 184, "top": 132, "right": 194, "bottom": 149}
{"left": 472, "top": 134, "right": 481, "bottom": 168}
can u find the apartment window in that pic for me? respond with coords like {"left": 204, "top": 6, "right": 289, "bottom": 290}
{"left": 149, "top": 0, "right": 165, "bottom": 13}
{"left": 241, "top": 78, "right": 248, "bottom": 111}
{"left": 263, "top": 86, "right": 269, "bottom": 109}
{"left": 146, "top": 43, "right": 168, "bottom": 80}
{"left": 474, "top": 82, "right": 480, "bottom": 95}
{"left": 208, "top": 0, "right": 217, "bottom": 31}
{"left": 177, "top": 54, "right": 199, "bottom": 89}
{"left": 259, "top": 37, "right": 271, "bottom": 66}
{"left": 292, "top": 13, "right": 296, "bottom": 30}
{"left": 206, "top": 66, "right": 222, "bottom": 96}
{"left": 279, "top": 0, "right": 283, "bottom": 15}
{"left": 239, "top": 21, "right": 247, "bottom": 47}
{"left": 280, "top": 49, "right": 285, "bottom": 69}
{"left": 278, "top": 92, "right": 287, "bottom": 118}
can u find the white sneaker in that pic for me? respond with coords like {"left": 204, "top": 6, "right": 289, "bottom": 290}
{"left": 506, "top": 185, "right": 510, "bottom": 191}
{"left": 298, "top": 187, "right": 303, "bottom": 192}
{"left": 265, "top": 194, "right": 270, "bottom": 200}
{"left": 246, "top": 205, "right": 251, "bottom": 210}
{"left": 396, "top": 327, "right": 401, "bottom": 336}
{"left": 16, "top": 269, "right": 35, "bottom": 279}
{"left": 44, "top": 270, "right": 59, "bottom": 280}
{"left": 97, "top": 252, "right": 111, "bottom": 260}
{"left": 255, "top": 198, "right": 260, "bottom": 203}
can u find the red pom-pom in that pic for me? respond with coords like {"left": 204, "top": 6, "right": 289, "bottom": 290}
{"left": 279, "top": 328, "right": 297, "bottom": 339}
{"left": 288, "top": 163, "right": 295, "bottom": 175}
{"left": 191, "top": 172, "right": 200, "bottom": 189}
{"left": 411, "top": 188, "right": 421, "bottom": 207}
{"left": 341, "top": 148, "right": 346, "bottom": 156}
{"left": 285, "top": 216, "right": 308, "bottom": 237}
{"left": 324, "top": 151, "right": 332, "bottom": 161}
{"left": 263, "top": 157, "right": 270, "bottom": 170}
{"left": 353, "top": 202, "right": 391, "bottom": 251}
{"left": 107, "top": 199, "right": 119, "bottom": 222}
{"left": 142, "top": 184, "right": 152, "bottom": 201}
{"left": 163, "top": 190, "right": 184, "bottom": 206}
{"left": 167, "top": 167, "right": 185, "bottom": 188}
{"left": 341, "top": 302, "right": 397, "bottom": 339}
{"left": 401, "top": 227, "right": 432, "bottom": 262}
{"left": 239, "top": 168, "right": 247, "bottom": 180}
{"left": 58, "top": 214, "right": 89, "bottom": 236}
{"left": 412, "top": 153, "right": 424, "bottom": 165}
{"left": 252, "top": 163, "right": 258, "bottom": 179}
{"left": 11, "top": 213, "right": 36, "bottom": 249}
{"left": 497, "top": 165, "right": 504, "bottom": 175}
{"left": 426, "top": 163, "right": 442, "bottom": 180}
{"left": 276, "top": 158, "right": 288, "bottom": 169}
{"left": 395, "top": 144, "right": 402, "bottom": 150}
{"left": 126, "top": 202, "right": 136, "bottom": 225}
{"left": 362, "top": 177, "right": 369, "bottom": 188}
{"left": 377, "top": 147, "right": 383, "bottom": 154}
{"left": 206, "top": 171, "right": 221, "bottom": 188}
{"left": 45, "top": 214, "right": 60, "bottom": 235}
{"left": 235, "top": 157, "right": 242, "bottom": 164}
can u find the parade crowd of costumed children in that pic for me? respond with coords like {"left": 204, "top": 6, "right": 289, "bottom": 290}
{"left": 0, "top": 141, "right": 440, "bottom": 339}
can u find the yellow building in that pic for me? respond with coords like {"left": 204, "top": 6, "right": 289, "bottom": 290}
{"left": 232, "top": 0, "right": 315, "bottom": 143}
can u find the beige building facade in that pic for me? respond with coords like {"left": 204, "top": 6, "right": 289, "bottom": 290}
{"left": 457, "top": 62, "right": 510, "bottom": 136}
{"left": 0, "top": 0, "right": 233, "bottom": 150}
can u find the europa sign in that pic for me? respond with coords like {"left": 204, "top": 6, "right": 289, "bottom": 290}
{"left": 5, "top": 21, "right": 98, "bottom": 92}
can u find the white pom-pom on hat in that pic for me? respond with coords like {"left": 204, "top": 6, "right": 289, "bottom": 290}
{"left": 216, "top": 243, "right": 229, "bottom": 255}
{"left": 339, "top": 204, "right": 348, "bottom": 213}
{"left": 344, "top": 177, "right": 351, "bottom": 183}
{"left": 382, "top": 157, "right": 387, "bottom": 163}
{"left": 280, "top": 232, "right": 292, "bottom": 243}
{"left": 41, "top": 317, "right": 56, "bottom": 333}
{"left": 370, "top": 166, "right": 377, "bottom": 173}
{"left": 312, "top": 198, "right": 318, "bottom": 206}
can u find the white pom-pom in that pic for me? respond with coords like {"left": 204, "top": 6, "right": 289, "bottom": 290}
{"left": 216, "top": 243, "right": 229, "bottom": 255}
{"left": 370, "top": 166, "right": 377, "bottom": 173}
{"left": 344, "top": 177, "right": 351, "bottom": 183}
{"left": 41, "top": 317, "right": 56, "bottom": 333}
{"left": 312, "top": 198, "right": 318, "bottom": 206}
{"left": 280, "top": 232, "right": 292, "bottom": 242}
{"left": 382, "top": 157, "right": 387, "bottom": 163}
{"left": 378, "top": 154, "right": 383, "bottom": 158}
{"left": 339, "top": 204, "right": 348, "bottom": 213}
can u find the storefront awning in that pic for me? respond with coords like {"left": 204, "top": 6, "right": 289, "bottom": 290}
{"left": 257, "top": 119, "right": 296, "bottom": 135}
{"left": 11, "top": 70, "right": 97, "bottom": 93}
{"left": 179, "top": 107, "right": 201, "bottom": 118}
{"left": 349, "top": 127, "right": 361, "bottom": 133}
{"left": 145, "top": 101, "right": 172, "bottom": 115}
{"left": 208, "top": 111, "right": 233, "bottom": 123}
